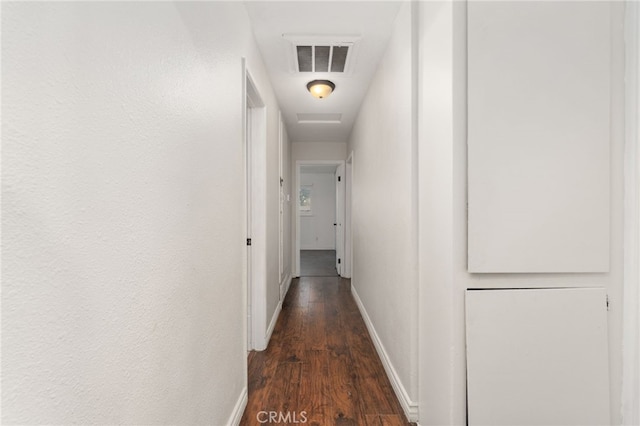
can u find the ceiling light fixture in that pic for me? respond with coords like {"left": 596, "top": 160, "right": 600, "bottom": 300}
{"left": 306, "top": 80, "right": 335, "bottom": 99}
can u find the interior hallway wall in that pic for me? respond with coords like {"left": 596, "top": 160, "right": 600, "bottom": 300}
{"left": 300, "top": 171, "right": 336, "bottom": 250}
{"left": 417, "top": 2, "right": 626, "bottom": 424}
{"left": 2, "top": 2, "right": 281, "bottom": 424}
{"left": 292, "top": 142, "right": 347, "bottom": 162}
{"left": 346, "top": 2, "right": 419, "bottom": 417}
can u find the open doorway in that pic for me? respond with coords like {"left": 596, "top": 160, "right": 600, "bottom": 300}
{"left": 295, "top": 160, "right": 345, "bottom": 277}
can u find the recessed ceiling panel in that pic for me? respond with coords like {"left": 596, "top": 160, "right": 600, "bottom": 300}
{"left": 297, "top": 113, "right": 342, "bottom": 124}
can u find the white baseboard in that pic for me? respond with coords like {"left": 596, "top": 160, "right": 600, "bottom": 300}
{"left": 266, "top": 300, "right": 282, "bottom": 346}
{"left": 227, "top": 386, "right": 247, "bottom": 426}
{"left": 351, "top": 285, "right": 419, "bottom": 422}
{"left": 280, "top": 273, "right": 292, "bottom": 301}
{"left": 265, "top": 274, "right": 292, "bottom": 348}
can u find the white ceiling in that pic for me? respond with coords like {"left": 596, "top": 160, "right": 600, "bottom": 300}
{"left": 244, "top": 1, "right": 402, "bottom": 144}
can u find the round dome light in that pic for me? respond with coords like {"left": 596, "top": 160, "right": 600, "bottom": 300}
{"left": 306, "top": 80, "right": 335, "bottom": 99}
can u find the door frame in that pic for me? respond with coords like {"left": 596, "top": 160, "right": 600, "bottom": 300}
{"left": 243, "top": 61, "right": 268, "bottom": 351}
{"left": 622, "top": 1, "right": 640, "bottom": 423}
{"left": 335, "top": 163, "right": 346, "bottom": 275}
{"left": 294, "top": 160, "right": 346, "bottom": 277}
{"left": 344, "top": 152, "right": 353, "bottom": 278}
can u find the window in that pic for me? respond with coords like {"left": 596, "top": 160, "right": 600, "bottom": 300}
{"left": 299, "top": 184, "right": 312, "bottom": 215}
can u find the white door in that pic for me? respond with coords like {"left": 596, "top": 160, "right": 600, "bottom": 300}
{"left": 335, "top": 164, "right": 345, "bottom": 276}
{"left": 466, "top": 288, "right": 610, "bottom": 425}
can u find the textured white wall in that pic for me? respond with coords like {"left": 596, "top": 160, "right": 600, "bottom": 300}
{"left": 300, "top": 172, "right": 336, "bottom": 250}
{"left": 347, "top": 1, "right": 419, "bottom": 410}
{"left": 292, "top": 142, "right": 346, "bottom": 162}
{"left": 1, "top": 2, "right": 280, "bottom": 424}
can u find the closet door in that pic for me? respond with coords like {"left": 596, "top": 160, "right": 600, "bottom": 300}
{"left": 466, "top": 288, "right": 610, "bottom": 426}
{"left": 467, "top": 1, "right": 611, "bottom": 273}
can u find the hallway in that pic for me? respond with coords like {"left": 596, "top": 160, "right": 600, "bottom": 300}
{"left": 240, "top": 277, "right": 411, "bottom": 426}
{"left": 2, "top": 1, "right": 638, "bottom": 424}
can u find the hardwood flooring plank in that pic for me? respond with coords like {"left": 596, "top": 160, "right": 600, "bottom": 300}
{"left": 327, "top": 350, "right": 365, "bottom": 425}
{"left": 365, "top": 414, "right": 384, "bottom": 425}
{"left": 380, "top": 414, "right": 409, "bottom": 426}
{"left": 265, "top": 362, "right": 302, "bottom": 414}
{"left": 325, "top": 301, "right": 348, "bottom": 355}
{"left": 285, "top": 279, "right": 309, "bottom": 308}
{"left": 306, "top": 281, "right": 325, "bottom": 303}
{"left": 298, "top": 350, "right": 329, "bottom": 426}
{"left": 241, "top": 344, "right": 283, "bottom": 425}
{"left": 278, "top": 307, "right": 305, "bottom": 363}
{"left": 305, "top": 302, "right": 327, "bottom": 351}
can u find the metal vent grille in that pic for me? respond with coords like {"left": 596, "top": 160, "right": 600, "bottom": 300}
{"left": 296, "top": 45, "right": 350, "bottom": 73}
{"left": 330, "top": 46, "right": 348, "bottom": 72}
{"left": 296, "top": 46, "right": 312, "bottom": 72}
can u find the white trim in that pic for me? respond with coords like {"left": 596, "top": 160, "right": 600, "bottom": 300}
{"left": 623, "top": 1, "right": 640, "bottom": 424}
{"left": 351, "top": 285, "right": 419, "bottom": 422}
{"left": 266, "top": 300, "right": 282, "bottom": 346}
{"left": 344, "top": 152, "right": 353, "bottom": 279}
{"left": 278, "top": 112, "right": 285, "bottom": 285}
{"left": 242, "top": 58, "right": 250, "bottom": 354}
{"left": 244, "top": 64, "right": 268, "bottom": 352}
{"left": 294, "top": 160, "right": 346, "bottom": 277}
{"left": 265, "top": 274, "right": 293, "bottom": 346}
{"left": 226, "top": 386, "right": 248, "bottom": 426}
{"left": 280, "top": 273, "right": 293, "bottom": 301}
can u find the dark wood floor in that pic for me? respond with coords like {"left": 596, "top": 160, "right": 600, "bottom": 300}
{"left": 240, "top": 277, "right": 413, "bottom": 426}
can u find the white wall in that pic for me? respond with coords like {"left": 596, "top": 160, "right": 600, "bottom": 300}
{"left": 300, "top": 172, "right": 336, "bottom": 250}
{"left": 1, "top": 2, "right": 281, "bottom": 424}
{"left": 417, "top": 2, "right": 460, "bottom": 424}
{"left": 292, "top": 142, "right": 346, "bottom": 162}
{"left": 347, "top": 2, "right": 419, "bottom": 419}
{"left": 417, "top": 2, "right": 626, "bottom": 424}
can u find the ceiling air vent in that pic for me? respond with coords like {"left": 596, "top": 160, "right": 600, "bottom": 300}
{"left": 284, "top": 34, "right": 360, "bottom": 74}
{"left": 296, "top": 45, "right": 348, "bottom": 73}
